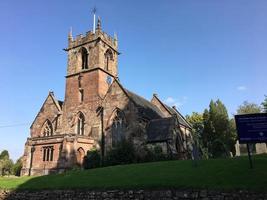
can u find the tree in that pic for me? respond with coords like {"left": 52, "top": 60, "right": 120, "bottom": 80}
{"left": 262, "top": 95, "right": 267, "bottom": 113}
{"left": 228, "top": 118, "right": 238, "bottom": 156}
{"left": 0, "top": 150, "right": 9, "bottom": 160}
{"left": 237, "top": 101, "right": 261, "bottom": 114}
{"left": 202, "top": 108, "right": 214, "bottom": 149}
{"left": 0, "top": 158, "right": 13, "bottom": 176}
{"left": 186, "top": 112, "right": 204, "bottom": 143}
{"left": 186, "top": 112, "right": 211, "bottom": 159}
{"left": 12, "top": 157, "right": 23, "bottom": 176}
{"left": 0, "top": 150, "right": 14, "bottom": 176}
{"left": 202, "top": 99, "right": 236, "bottom": 158}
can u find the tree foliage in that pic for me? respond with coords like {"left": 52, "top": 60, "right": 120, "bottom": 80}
{"left": 202, "top": 99, "right": 236, "bottom": 158}
{"left": 186, "top": 112, "right": 208, "bottom": 158}
{"left": 0, "top": 150, "right": 13, "bottom": 176}
{"left": 84, "top": 149, "right": 101, "bottom": 169}
{"left": 0, "top": 150, "right": 23, "bottom": 176}
{"left": 12, "top": 157, "right": 23, "bottom": 176}
{"left": 0, "top": 150, "right": 9, "bottom": 160}
{"left": 105, "top": 139, "right": 137, "bottom": 166}
{"left": 262, "top": 95, "right": 267, "bottom": 113}
{"left": 237, "top": 101, "right": 261, "bottom": 114}
{"left": 186, "top": 112, "right": 204, "bottom": 140}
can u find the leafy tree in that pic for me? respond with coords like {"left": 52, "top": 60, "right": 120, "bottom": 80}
{"left": 202, "top": 99, "right": 236, "bottom": 158}
{"left": 237, "top": 101, "right": 261, "bottom": 114}
{"left": 0, "top": 157, "right": 13, "bottom": 176}
{"left": 186, "top": 112, "right": 207, "bottom": 158}
{"left": 202, "top": 108, "right": 214, "bottom": 150}
{"left": 228, "top": 118, "right": 238, "bottom": 156}
{"left": 262, "top": 95, "right": 267, "bottom": 113}
{"left": 12, "top": 157, "right": 23, "bottom": 176}
{"left": 0, "top": 150, "right": 9, "bottom": 160}
{"left": 186, "top": 112, "right": 204, "bottom": 140}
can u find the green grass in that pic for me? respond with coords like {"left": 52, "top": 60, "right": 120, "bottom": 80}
{"left": 1, "top": 155, "right": 267, "bottom": 191}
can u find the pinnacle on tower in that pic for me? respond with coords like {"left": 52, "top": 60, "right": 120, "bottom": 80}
{"left": 114, "top": 32, "right": 118, "bottom": 46}
{"left": 97, "top": 16, "right": 102, "bottom": 30}
{"left": 114, "top": 32, "right": 118, "bottom": 41}
{"left": 68, "top": 27, "right": 73, "bottom": 42}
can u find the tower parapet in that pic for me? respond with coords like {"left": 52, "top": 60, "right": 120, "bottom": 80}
{"left": 67, "top": 29, "right": 118, "bottom": 52}
{"left": 65, "top": 18, "right": 119, "bottom": 77}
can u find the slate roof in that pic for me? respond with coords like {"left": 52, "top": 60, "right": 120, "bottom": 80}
{"left": 165, "top": 105, "right": 191, "bottom": 128}
{"left": 146, "top": 117, "right": 175, "bottom": 142}
{"left": 125, "top": 89, "right": 165, "bottom": 120}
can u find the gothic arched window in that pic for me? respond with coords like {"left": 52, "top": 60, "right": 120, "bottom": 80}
{"left": 111, "top": 110, "right": 126, "bottom": 146}
{"left": 80, "top": 47, "right": 88, "bottom": 70}
{"left": 77, "top": 112, "right": 85, "bottom": 135}
{"left": 104, "top": 49, "right": 113, "bottom": 71}
{"left": 42, "top": 120, "right": 53, "bottom": 137}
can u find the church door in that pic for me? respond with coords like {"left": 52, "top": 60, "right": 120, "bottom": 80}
{"left": 77, "top": 147, "right": 85, "bottom": 167}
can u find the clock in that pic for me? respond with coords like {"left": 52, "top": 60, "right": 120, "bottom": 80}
{"left": 106, "top": 76, "right": 112, "bottom": 85}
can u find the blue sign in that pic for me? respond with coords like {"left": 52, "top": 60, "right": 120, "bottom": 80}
{"left": 235, "top": 113, "right": 267, "bottom": 143}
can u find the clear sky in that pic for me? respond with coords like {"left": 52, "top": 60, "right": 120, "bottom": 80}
{"left": 0, "top": 0, "right": 266, "bottom": 161}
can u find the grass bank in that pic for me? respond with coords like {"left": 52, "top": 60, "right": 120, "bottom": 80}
{"left": 0, "top": 155, "right": 266, "bottom": 190}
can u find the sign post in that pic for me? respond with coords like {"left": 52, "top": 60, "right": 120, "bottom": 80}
{"left": 235, "top": 113, "right": 267, "bottom": 169}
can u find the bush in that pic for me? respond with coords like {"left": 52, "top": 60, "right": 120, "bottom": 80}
{"left": 211, "top": 139, "right": 230, "bottom": 158}
{"left": 153, "top": 145, "right": 167, "bottom": 161}
{"left": 136, "top": 145, "right": 167, "bottom": 163}
{"left": 83, "top": 141, "right": 172, "bottom": 170}
{"left": 84, "top": 149, "right": 101, "bottom": 169}
{"left": 135, "top": 145, "right": 154, "bottom": 163}
{"left": 105, "top": 140, "right": 136, "bottom": 166}
{"left": 12, "top": 158, "right": 22, "bottom": 176}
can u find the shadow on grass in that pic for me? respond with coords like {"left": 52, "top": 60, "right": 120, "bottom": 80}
{"left": 2, "top": 154, "right": 267, "bottom": 199}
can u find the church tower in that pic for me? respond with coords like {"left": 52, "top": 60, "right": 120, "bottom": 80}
{"left": 62, "top": 17, "right": 119, "bottom": 134}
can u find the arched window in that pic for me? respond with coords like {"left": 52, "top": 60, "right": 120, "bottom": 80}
{"left": 111, "top": 110, "right": 126, "bottom": 146}
{"left": 104, "top": 49, "right": 113, "bottom": 71}
{"left": 80, "top": 47, "right": 88, "bottom": 70}
{"left": 77, "top": 112, "right": 85, "bottom": 135}
{"left": 42, "top": 120, "right": 53, "bottom": 137}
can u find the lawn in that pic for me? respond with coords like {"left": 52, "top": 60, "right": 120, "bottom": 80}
{"left": 0, "top": 155, "right": 267, "bottom": 190}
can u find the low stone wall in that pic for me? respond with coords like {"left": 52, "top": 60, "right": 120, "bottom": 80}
{"left": 0, "top": 189, "right": 266, "bottom": 200}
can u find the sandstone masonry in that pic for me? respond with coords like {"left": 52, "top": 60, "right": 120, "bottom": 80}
{"left": 1, "top": 189, "right": 266, "bottom": 200}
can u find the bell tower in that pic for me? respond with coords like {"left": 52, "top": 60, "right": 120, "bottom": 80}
{"left": 63, "top": 16, "right": 119, "bottom": 129}
{"left": 65, "top": 17, "right": 118, "bottom": 77}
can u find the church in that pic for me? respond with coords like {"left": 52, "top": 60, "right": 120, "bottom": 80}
{"left": 21, "top": 17, "right": 193, "bottom": 176}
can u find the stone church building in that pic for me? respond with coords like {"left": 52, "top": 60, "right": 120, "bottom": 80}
{"left": 21, "top": 18, "right": 192, "bottom": 176}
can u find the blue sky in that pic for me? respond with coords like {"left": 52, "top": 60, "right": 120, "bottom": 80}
{"left": 0, "top": 0, "right": 266, "bottom": 161}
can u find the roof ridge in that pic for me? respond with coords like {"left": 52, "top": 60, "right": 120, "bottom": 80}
{"left": 152, "top": 94, "right": 174, "bottom": 116}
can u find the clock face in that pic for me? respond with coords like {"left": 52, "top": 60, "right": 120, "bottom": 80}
{"left": 106, "top": 76, "right": 112, "bottom": 85}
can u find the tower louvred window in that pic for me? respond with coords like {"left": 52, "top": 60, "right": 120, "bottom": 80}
{"left": 104, "top": 49, "right": 113, "bottom": 71}
{"left": 80, "top": 47, "right": 88, "bottom": 69}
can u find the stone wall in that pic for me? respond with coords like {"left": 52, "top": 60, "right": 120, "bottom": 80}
{"left": 0, "top": 189, "right": 266, "bottom": 200}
